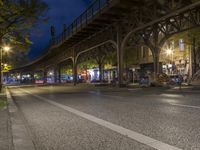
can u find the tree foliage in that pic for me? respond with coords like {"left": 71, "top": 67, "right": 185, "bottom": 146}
{"left": 78, "top": 44, "right": 116, "bottom": 70}
{"left": 61, "top": 65, "right": 73, "bottom": 75}
{"left": 77, "top": 44, "right": 117, "bottom": 82}
{"left": 0, "top": 0, "right": 48, "bottom": 68}
{"left": 78, "top": 54, "right": 96, "bottom": 71}
{"left": 2, "top": 64, "right": 12, "bottom": 72}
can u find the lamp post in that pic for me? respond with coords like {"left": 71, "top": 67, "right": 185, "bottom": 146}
{"left": 0, "top": 46, "right": 10, "bottom": 92}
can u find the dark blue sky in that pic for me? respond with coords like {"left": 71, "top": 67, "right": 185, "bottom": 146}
{"left": 29, "top": 0, "right": 93, "bottom": 60}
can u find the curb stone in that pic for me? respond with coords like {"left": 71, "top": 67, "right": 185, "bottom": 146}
{"left": 6, "top": 87, "right": 36, "bottom": 150}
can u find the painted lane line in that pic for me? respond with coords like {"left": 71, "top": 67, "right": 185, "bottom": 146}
{"left": 160, "top": 94, "right": 200, "bottom": 109}
{"left": 170, "top": 103, "right": 200, "bottom": 109}
{"left": 19, "top": 88, "right": 182, "bottom": 150}
{"left": 128, "top": 88, "right": 142, "bottom": 91}
{"left": 97, "top": 94, "right": 124, "bottom": 99}
{"left": 160, "top": 94, "right": 184, "bottom": 98}
{"left": 89, "top": 91, "right": 124, "bottom": 99}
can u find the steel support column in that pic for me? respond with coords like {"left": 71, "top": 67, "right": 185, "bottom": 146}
{"left": 73, "top": 60, "right": 77, "bottom": 86}
{"left": 142, "top": 24, "right": 162, "bottom": 81}
{"left": 73, "top": 48, "right": 78, "bottom": 86}
{"left": 30, "top": 72, "right": 35, "bottom": 84}
{"left": 117, "top": 26, "right": 124, "bottom": 87}
{"left": 19, "top": 72, "right": 22, "bottom": 84}
{"left": 58, "top": 65, "right": 61, "bottom": 83}
{"left": 55, "top": 66, "right": 62, "bottom": 84}
{"left": 53, "top": 65, "right": 61, "bottom": 84}
{"left": 43, "top": 69, "right": 47, "bottom": 84}
{"left": 54, "top": 68, "right": 58, "bottom": 83}
{"left": 153, "top": 51, "right": 160, "bottom": 79}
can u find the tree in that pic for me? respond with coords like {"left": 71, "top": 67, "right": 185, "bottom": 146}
{"left": 9, "top": 51, "right": 29, "bottom": 68}
{"left": 78, "top": 45, "right": 116, "bottom": 83}
{"left": 0, "top": 0, "right": 48, "bottom": 66}
{"left": 78, "top": 54, "right": 96, "bottom": 70}
{"left": 0, "top": 0, "right": 48, "bottom": 41}
{"left": 93, "top": 47, "right": 106, "bottom": 83}
{"left": 0, "top": 0, "right": 48, "bottom": 91}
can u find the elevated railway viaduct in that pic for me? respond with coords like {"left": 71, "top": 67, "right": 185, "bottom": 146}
{"left": 10, "top": 0, "right": 200, "bottom": 86}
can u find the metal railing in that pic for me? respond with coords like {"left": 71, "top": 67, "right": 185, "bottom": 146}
{"left": 51, "top": 0, "right": 110, "bottom": 47}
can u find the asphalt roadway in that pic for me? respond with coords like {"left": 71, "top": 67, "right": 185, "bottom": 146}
{"left": 7, "top": 84, "right": 200, "bottom": 150}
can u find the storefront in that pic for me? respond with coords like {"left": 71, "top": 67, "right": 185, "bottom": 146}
{"left": 46, "top": 70, "right": 55, "bottom": 83}
{"left": 103, "top": 67, "right": 117, "bottom": 83}
{"left": 60, "top": 67, "right": 73, "bottom": 83}
{"left": 160, "top": 39, "right": 191, "bottom": 83}
{"left": 79, "top": 67, "right": 117, "bottom": 83}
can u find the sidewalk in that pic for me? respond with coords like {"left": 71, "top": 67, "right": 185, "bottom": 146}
{"left": 0, "top": 89, "right": 12, "bottom": 150}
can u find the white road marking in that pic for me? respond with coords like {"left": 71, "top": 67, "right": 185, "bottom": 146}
{"left": 89, "top": 91, "right": 123, "bottom": 99}
{"left": 160, "top": 94, "right": 184, "bottom": 98}
{"left": 170, "top": 103, "right": 200, "bottom": 109}
{"left": 102, "top": 94, "right": 123, "bottom": 99}
{"left": 160, "top": 94, "right": 200, "bottom": 109}
{"left": 128, "top": 88, "right": 142, "bottom": 91}
{"left": 18, "top": 88, "right": 182, "bottom": 150}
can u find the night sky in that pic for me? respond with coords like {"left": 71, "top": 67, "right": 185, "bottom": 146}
{"left": 29, "top": 0, "right": 93, "bottom": 60}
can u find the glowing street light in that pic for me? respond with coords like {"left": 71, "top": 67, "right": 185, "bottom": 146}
{"left": 166, "top": 48, "right": 173, "bottom": 55}
{"left": 17, "top": 75, "right": 21, "bottom": 79}
{"left": 3, "top": 46, "right": 10, "bottom": 52}
{"left": 0, "top": 45, "right": 11, "bottom": 91}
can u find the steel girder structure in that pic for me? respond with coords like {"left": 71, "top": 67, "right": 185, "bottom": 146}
{"left": 40, "top": 0, "right": 190, "bottom": 85}
{"left": 122, "top": 1, "right": 200, "bottom": 78}
{"left": 53, "top": 1, "right": 200, "bottom": 85}
{"left": 10, "top": 0, "right": 200, "bottom": 86}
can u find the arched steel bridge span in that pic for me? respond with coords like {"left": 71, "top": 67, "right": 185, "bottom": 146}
{"left": 10, "top": 0, "right": 200, "bottom": 86}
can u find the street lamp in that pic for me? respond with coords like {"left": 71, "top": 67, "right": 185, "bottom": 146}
{"left": 0, "top": 45, "right": 11, "bottom": 91}
{"left": 166, "top": 48, "right": 173, "bottom": 56}
{"left": 163, "top": 46, "right": 174, "bottom": 75}
{"left": 3, "top": 46, "right": 10, "bottom": 52}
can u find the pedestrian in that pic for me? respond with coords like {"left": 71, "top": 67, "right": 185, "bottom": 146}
{"left": 178, "top": 75, "right": 183, "bottom": 90}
